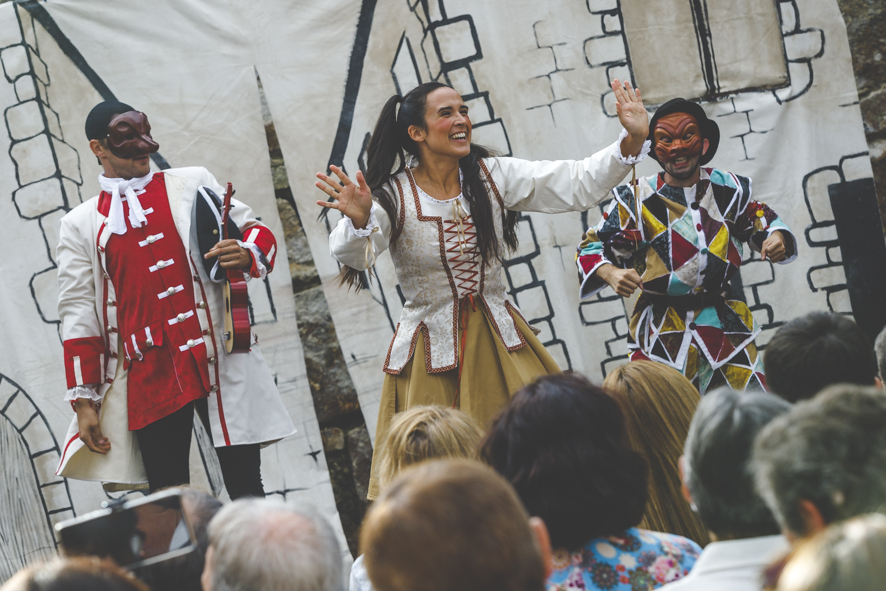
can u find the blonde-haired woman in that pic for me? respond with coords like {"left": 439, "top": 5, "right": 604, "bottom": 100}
{"left": 776, "top": 513, "right": 886, "bottom": 591}
{"left": 604, "top": 361, "right": 709, "bottom": 547}
{"left": 351, "top": 406, "right": 483, "bottom": 591}
{"left": 375, "top": 405, "right": 484, "bottom": 491}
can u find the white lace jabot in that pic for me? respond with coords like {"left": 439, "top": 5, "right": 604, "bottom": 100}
{"left": 99, "top": 171, "right": 155, "bottom": 235}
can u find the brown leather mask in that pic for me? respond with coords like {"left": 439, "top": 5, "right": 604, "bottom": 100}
{"left": 653, "top": 113, "right": 704, "bottom": 163}
{"left": 107, "top": 111, "right": 159, "bottom": 159}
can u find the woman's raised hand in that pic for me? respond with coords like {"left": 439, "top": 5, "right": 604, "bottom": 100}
{"left": 316, "top": 165, "right": 374, "bottom": 229}
{"left": 612, "top": 78, "right": 649, "bottom": 147}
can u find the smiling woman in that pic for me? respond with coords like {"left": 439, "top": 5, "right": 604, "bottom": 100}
{"left": 315, "top": 80, "right": 652, "bottom": 499}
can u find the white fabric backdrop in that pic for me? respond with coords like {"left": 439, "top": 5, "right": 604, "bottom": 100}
{"left": 0, "top": 0, "right": 877, "bottom": 578}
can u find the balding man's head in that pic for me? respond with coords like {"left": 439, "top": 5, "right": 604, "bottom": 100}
{"left": 202, "top": 499, "right": 342, "bottom": 591}
{"left": 361, "top": 459, "right": 550, "bottom": 591}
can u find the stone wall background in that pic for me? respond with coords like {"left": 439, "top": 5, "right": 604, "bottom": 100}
{"left": 836, "top": 0, "right": 886, "bottom": 229}
{"left": 259, "top": 80, "right": 371, "bottom": 556}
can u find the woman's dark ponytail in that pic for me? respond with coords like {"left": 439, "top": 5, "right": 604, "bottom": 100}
{"left": 336, "top": 82, "right": 519, "bottom": 291}
{"left": 337, "top": 94, "right": 409, "bottom": 291}
{"left": 363, "top": 95, "right": 405, "bottom": 192}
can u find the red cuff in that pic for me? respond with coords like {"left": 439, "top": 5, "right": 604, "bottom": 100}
{"left": 63, "top": 337, "right": 106, "bottom": 388}
{"left": 241, "top": 224, "right": 277, "bottom": 275}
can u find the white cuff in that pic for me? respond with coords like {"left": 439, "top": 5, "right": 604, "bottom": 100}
{"left": 64, "top": 385, "right": 103, "bottom": 404}
{"left": 238, "top": 240, "right": 268, "bottom": 280}
{"left": 344, "top": 204, "right": 379, "bottom": 238}
{"left": 616, "top": 128, "right": 651, "bottom": 165}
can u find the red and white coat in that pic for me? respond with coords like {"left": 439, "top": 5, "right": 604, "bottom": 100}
{"left": 56, "top": 167, "right": 295, "bottom": 482}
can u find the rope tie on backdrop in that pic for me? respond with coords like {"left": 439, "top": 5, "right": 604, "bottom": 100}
{"left": 99, "top": 171, "right": 155, "bottom": 235}
{"left": 630, "top": 164, "right": 644, "bottom": 245}
{"left": 451, "top": 199, "right": 470, "bottom": 255}
{"left": 452, "top": 294, "right": 477, "bottom": 409}
{"left": 363, "top": 226, "right": 380, "bottom": 269}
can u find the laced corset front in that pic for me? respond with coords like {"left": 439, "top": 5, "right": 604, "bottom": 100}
{"left": 416, "top": 182, "right": 479, "bottom": 300}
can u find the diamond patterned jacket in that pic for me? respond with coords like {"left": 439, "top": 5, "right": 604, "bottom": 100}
{"left": 577, "top": 168, "right": 797, "bottom": 392}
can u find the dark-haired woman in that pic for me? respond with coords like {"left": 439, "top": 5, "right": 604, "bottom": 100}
{"left": 2, "top": 558, "right": 150, "bottom": 591}
{"left": 316, "top": 79, "right": 650, "bottom": 499}
{"left": 481, "top": 373, "right": 701, "bottom": 590}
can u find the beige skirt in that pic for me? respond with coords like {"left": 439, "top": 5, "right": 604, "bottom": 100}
{"left": 367, "top": 302, "right": 560, "bottom": 499}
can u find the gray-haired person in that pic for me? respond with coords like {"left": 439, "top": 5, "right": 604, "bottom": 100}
{"left": 661, "top": 388, "right": 791, "bottom": 591}
{"left": 201, "top": 499, "right": 343, "bottom": 591}
{"left": 752, "top": 384, "right": 886, "bottom": 541}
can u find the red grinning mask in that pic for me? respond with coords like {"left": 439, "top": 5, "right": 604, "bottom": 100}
{"left": 653, "top": 112, "right": 704, "bottom": 163}
{"left": 107, "top": 111, "right": 159, "bottom": 159}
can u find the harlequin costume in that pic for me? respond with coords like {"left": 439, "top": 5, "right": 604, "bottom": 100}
{"left": 576, "top": 99, "right": 797, "bottom": 394}
{"left": 56, "top": 101, "right": 295, "bottom": 495}
{"left": 329, "top": 132, "right": 650, "bottom": 498}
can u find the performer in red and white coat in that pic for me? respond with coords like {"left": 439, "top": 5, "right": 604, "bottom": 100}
{"left": 56, "top": 101, "right": 295, "bottom": 497}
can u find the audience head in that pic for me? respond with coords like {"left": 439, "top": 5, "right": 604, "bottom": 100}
{"left": 683, "top": 387, "right": 791, "bottom": 540}
{"left": 482, "top": 372, "right": 648, "bottom": 550}
{"left": 874, "top": 325, "right": 886, "bottom": 384}
{"left": 752, "top": 384, "right": 886, "bottom": 540}
{"left": 1, "top": 558, "right": 149, "bottom": 591}
{"left": 135, "top": 488, "right": 222, "bottom": 591}
{"left": 604, "top": 361, "right": 707, "bottom": 545}
{"left": 361, "top": 459, "right": 549, "bottom": 591}
{"left": 776, "top": 513, "right": 886, "bottom": 591}
{"left": 202, "top": 498, "right": 342, "bottom": 591}
{"left": 763, "top": 311, "right": 876, "bottom": 402}
{"left": 377, "top": 405, "right": 483, "bottom": 489}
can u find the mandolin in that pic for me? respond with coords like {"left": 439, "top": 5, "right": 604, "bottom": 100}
{"left": 221, "top": 182, "right": 251, "bottom": 353}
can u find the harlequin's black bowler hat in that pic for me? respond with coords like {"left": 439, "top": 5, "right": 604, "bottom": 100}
{"left": 647, "top": 98, "right": 720, "bottom": 166}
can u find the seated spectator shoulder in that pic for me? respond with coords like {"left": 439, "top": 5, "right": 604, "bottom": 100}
{"left": 482, "top": 373, "right": 701, "bottom": 591}
{"left": 763, "top": 311, "right": 877, "bottom": 402}
{"left": 661, "top": 387, "right": 792, "bottom": 591}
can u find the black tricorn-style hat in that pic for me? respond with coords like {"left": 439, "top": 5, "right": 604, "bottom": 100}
{"left": 85, "top": 100, "right": 135, "bottom": 140}
{"left": 647, "top": 98, "right": 720, "bottom": 166}
{"left": 195, "top": 186, "right": 243, "bottom": 282}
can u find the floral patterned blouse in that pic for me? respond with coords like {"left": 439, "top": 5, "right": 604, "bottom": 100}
{"left": 547, "top": 528, "right": 701, "bottom": 591}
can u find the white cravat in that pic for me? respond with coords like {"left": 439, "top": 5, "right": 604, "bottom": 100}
{"left": 99, "top": 171, "right": 155, "bottom": 235}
